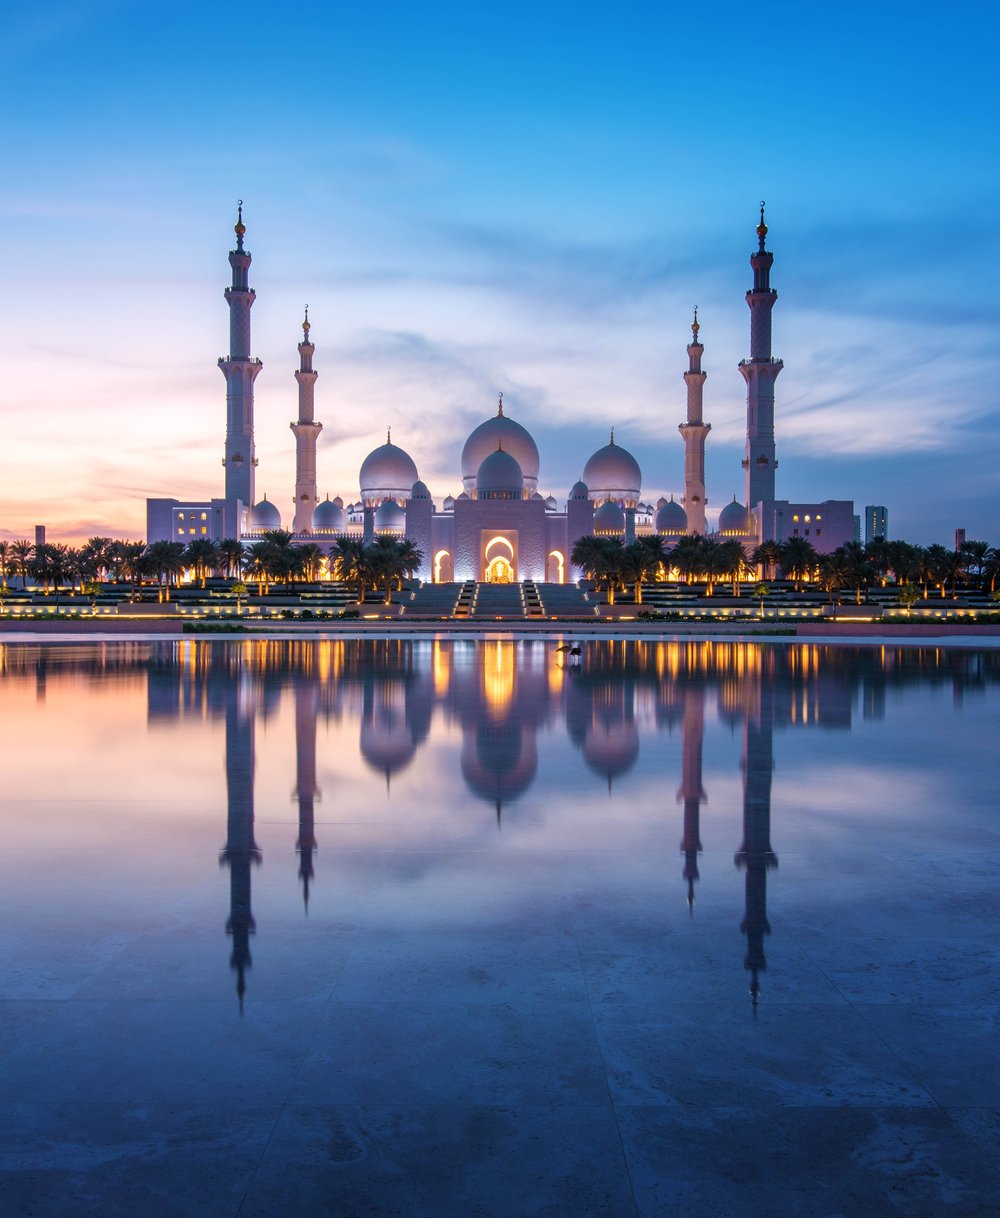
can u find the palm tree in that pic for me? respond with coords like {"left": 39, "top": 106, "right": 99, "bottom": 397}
{"left": 905, "top": 546, "right": 933, "bottom": 599}
{"left": 10, "top": 539, "right": 34, "bottom": 590}
{"left": 752, "top": 582, "right": 771, "bottom": 619}
{"left": 570, "top": 536, "right": 624, "bottom": 603}
{"left": 333, "top": 536, "right": 373, "bottom": 603}
{"left": 144, "top": 541, "right": 186, "bottom": 601}
{"left": 394, "top": 538, "right": 425, "bottom": 583}
{"left": 864, "top": 537, "right": 891, "bottom": 587}
{"left": 818, "top": 551, "right": 851, "bottom": 606}
{"left": 838, "top": 541, "right": 870, "bottom": 604}
{"left": 897, "top": 583, "right": 921, "bottom": 617}
{"left": 720, "top": 540, "right": 750, "bottom": 596}
{"left": 217, "top": 538, "right": 245, "bottom": 578}
{"left": 245, "top": 541, "right": 278, "bottom": 596}
{"left": 750, "top": 540, "right": 783, "bottom": 581}
{"left": 985, "top": 547, "right": 1000, "bottom": 594}
{"left": 80, "top": 537, "right": 112, "bottom": 582}
{"left": 184, "top": 538, "right": 220, "bottom": 588}
{"left": 779, "top": 537, "right": 818, "bottom": 590}
{"left": 886, "top": 540, "right": 917, "bottom": 586}
{"left": 120, "top": 542, "right": 147, "bottom": 601}
{"left": 0, "top": 540, "right": 10, "bottom": 588}
{"left": 959, "top": 539, "right": 991, "bottom": 586}
{"left": 665, "top": 534, "right": 704, "bottom": 584}
{"left": 296, "top": 543, "right": 324, "bottom": 583}
{"left": 698, "top": 538, "right": 730, "bottom": 597}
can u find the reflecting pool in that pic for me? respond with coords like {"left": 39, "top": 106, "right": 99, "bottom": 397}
{"left": 1, "top": 638, "right": 998, "bottom": 1216}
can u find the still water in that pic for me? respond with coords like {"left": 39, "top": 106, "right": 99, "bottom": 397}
{"left": 0, "top": 638, "right": 998, "bottom": 1217}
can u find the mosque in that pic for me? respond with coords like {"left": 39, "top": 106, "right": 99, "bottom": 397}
{"left": 146, "top": 205, "right": 855, "bottom": 579}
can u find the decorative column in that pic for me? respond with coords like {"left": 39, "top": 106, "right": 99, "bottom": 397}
{"left": 291, "top": 307, "right": 322, "bottom": 534}
{"left": 219, "top": 202, "right": 262, "bottom": 513}
{"left": 679, "top": 307, "right": 711, "bottom": 534}
{"left": 740, "top": 204, "right": 782, "bottom": 511}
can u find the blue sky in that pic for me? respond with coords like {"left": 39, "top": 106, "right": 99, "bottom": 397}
{"left": 0, "top": 0, "right": 997, "bottom": 542}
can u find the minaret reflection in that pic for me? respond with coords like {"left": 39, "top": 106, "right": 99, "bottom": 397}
{"left": 293, "top": 680, "right": 320, "bottom": 910}
{"left": 677, "top": 683, "right": 707, "bottom": 913}
{"left": 219, "top": 672, "right": 260, "bottom": 1011}
{"left": 734, "top": 671, "right": 777, "bottom": 1012}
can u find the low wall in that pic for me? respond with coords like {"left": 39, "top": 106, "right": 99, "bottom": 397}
{"left": 797, "top": 622, "right": 1000, "bottom": 638}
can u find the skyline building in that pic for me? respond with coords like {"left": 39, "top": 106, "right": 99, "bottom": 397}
{"left": 865, "top": 505, "right": 889, "bottom": 544}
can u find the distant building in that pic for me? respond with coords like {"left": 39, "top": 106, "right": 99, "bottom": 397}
{"left": 955, "top": 528, "right": 966, "bottom": 551}
{"left": 853, "top": 514, "right": 862, "bottom": 544}
{"left": 865, "top": 505, "right": 888, "bottom": 544}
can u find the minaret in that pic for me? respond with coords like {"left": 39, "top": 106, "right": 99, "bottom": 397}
{"left": 677, "top": 684, "right": 707, "bottom": 911}
{"left": 734, "top": 678, "right": 778, "bottom": 1010}
{"left": 740, "top": 203, "right": 783, "bottom": 512}
{"left": 679, "top": 307, "right": 711, "bottom": 534}
{"left": 291, "top": 307, "right": 322, "bottom": 534}
{"left": 293, "top": 680, "right": 320, "bottom": 909}
{"left": 219, "top": 675, "right": 260, "bottom": 1011}
{"left": 219, "top": 202, "right": 262, "bottom": 513}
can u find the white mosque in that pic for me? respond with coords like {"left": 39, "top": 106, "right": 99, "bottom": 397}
{"left": 146, "top": 205, "right": 854, "bottom": 581}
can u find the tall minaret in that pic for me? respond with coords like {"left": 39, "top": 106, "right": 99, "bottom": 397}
{"left": 219, "top": 202, "right": 262, "bottom": 513}
{"left": 291, "top": 307, "right": 322, "bottom": 534}
{"left": 740, "top": 203, "right": 783, "bottom": 512}
{"left": 679, "top": 307, "right": 710, "bottom": 535}
{"left": 677, "top": 684, "right": 707, "bottom": 911}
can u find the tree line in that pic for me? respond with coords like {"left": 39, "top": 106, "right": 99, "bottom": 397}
{"left": 0, "top": 533, "right": 424, "bottom": 605}
{"left": 570, "top": 534, "right": 1000, "bottom": 603}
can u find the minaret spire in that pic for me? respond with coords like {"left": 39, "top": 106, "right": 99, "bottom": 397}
{"left": 293, "top": 683, "right": 320, "bottom": 910}
{"left": 679, "top": 306, "right": 711, "bottom": 534}
{"left": 219, "top": 201, "right": 262, "bottom": 517}
{"left": 740, "top": 202, "right": 782, "bottom": 515}
{"left": 291, "top": 305, "right": 322, "bottom": 533}
{"left": 678, "top": 685, "right": 707, "bottom": 911}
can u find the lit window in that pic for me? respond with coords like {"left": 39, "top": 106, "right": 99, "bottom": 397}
{"left": 805, "top": 514, "right": 811, "bottom": 523}
{"left": 189, "top": 528, "right": 195, "bottom": 535}
{"left": 177, "top": 528, "right": 184, "bottom": 535}
{"left": 792, "top": 514, "right": 799, "bottom": 523}
{"left": 200, "top": 512, "right": 207, "bottom": 521}
{"left": 200, "top": 527, "right": 207, "bottom": 535}
{"left": 816, "top": 514, "right": 822, "bottom": 521}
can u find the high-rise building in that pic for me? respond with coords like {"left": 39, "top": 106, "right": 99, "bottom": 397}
{"left": 865, "top": 505, "right": 888, "bottom": 544}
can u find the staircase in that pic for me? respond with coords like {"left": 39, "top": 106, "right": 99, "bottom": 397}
{"left": 534, "top": 582, "right": 595, "bottom": 617}
{"left": 405, "top": 581, "right": 469, "bottom": 616}
{"left": 470, "top": 582, "right": 527, "bottom": 619}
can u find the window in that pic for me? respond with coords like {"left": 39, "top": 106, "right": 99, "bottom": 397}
{"left": 792, "top": 514, "right": 799, "bottom": 523}
{"left": 177, "top": 528, "right": 184, "bottom": 536}
{"left": 816, "top": 514, "right": 823, "bottom": 521}
{"left": 200, "top": 527, "right": 207, "bottom": 535}
{"left": 793, "top": 528, "right": 799, "bottom": 536}
{"left": 816, "top": 529, "right": 822, "bottom": 536}
{"left": 805, "top": 514, "right": 811, "bottom": 523}
{"left": 200, "top": 512, "right": 207, "bottom": 521}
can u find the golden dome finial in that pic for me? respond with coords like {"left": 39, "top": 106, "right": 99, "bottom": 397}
{"left": 387, "top": 427, "right": 392, "bottom": 445}
{"left": 302, "top": 304, "right": 310, "bottom": 335}
{"left": 756, "top": 200, "right": 768, "bottom": 247}
{"left": 610, "top": 427, "right": 615, "bottom": 446}
{"left": 234, "top": 199, "right": 246, "bottom": 248}
{"left": 497, "top": 392, "right": 504, "bottom": 417}
{"left": 692, "top": 305, "right": 700, "bottom": 336}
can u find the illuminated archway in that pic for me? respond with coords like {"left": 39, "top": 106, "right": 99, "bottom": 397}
{"left": 486, "top": 556, "right": 514, "bottom": 583}
{"left": 484, "top": 536, "right": 514, "bottom": 561}
{"left": 547, "top": 550, "right": 565, "bottom": 583}
{"left": 434, "top": 549, "right": 453, "bottom": 583}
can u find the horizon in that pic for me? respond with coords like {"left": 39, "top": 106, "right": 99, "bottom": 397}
{"left": 1, "top": 2, "right": 997, "bottom": 547}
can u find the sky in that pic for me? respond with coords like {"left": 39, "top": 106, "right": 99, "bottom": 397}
{"left": 0, "top": 0, "right": 997, "bottom": 545}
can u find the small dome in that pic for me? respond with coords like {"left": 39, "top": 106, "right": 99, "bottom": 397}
{"left": 593, "top": 500, "right": 626, "bottom": 535}
{"left": 719, "top": 497, "right": 753, "bottom": 536}
{"left": 374, "top": 500, "right": 406, "bottom": 534}
{"left": 332, "top": 495, "right": 344, "bottom": 509}
{"left": 545, "top": 495, "right": 557, "bottom": 510}
{"left": 248, "top": 496, "right": 281, "bottom": 531}
{"left": 476, "top": 447, "right": 524, "bottom": 498}
{"left": 582, "top": 431, "right": 642, "bottom": 505}
{"left": 655, "top": 497, "right": 688, "bottom": 535}
{"left": 410, "top": 480, "right": 431, "bottom": 500}
{"left": 443, "top": 495, "right": 455, "bottom": 510}
{"left": 312, "top": 495, "right": 346, "bottom": 532}
{"left": 359, "top": 434, "right": 419, "bottom": 505}
{"left": 457, "top": 491, "right": 471, "bottom": 501}
{"left": 569, "top": 480, "right": 589, "bottom": 500}
{"left": 461, "top": 407, "right": 539, "bottom": 493}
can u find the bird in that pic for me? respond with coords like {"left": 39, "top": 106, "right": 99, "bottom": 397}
{"left": 556, "top": 643, "right": 582, "bottom": 666}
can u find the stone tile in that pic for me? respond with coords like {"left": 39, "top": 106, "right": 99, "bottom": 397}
{"left": 0, "top": 999, "right": 324, "bottom": 1106}
{"left": 858, "top": 1004, "right": 1000, "bottom": 1106}
{"left": 333, "top": 926, "right": 588, "bottom": 1005}
{"left": 0, "top": 929, "right": 140, "bottom": 999}
{"left": 0, "top": 1101, "right": 276, "bottom": 1218}
{"left": 73, "top": 926, "right": 357, "bottom": 1002}
{"left": 595, "top": 1002, "right": 934, "bottom": 1108}
{"left": 289, "top": 1000, "right": 610, "bottom": 1107}
{"left": 242, "top": 1102, "right": 638, "bottom": 1218}
{"left": 617, "top": 1105, "right": 1000, "bottom": 1218}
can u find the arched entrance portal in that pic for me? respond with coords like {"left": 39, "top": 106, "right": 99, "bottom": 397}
{"left": 434, "top": 549, "right": 453, "bottom": 583}
{"left": 547, "top": 550, "right": 565, "bottom": 583}
{"left": 486, "top": 556, "right": 514, "bottom": 583}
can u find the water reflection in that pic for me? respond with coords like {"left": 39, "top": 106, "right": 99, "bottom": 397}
{"left": 1, "top": 638, "right": 997, "bottom": 1010}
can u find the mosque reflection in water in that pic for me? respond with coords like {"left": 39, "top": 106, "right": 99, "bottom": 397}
{"left": 10, "top": 639, "right": 996, "bottom": 1011}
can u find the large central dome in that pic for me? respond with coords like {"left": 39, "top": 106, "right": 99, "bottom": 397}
{"left": 461, "top": 400, "right": 539, "bottom": 495}
{"left": 359, "top": 432, "right": 419, "bottom": 507}
{"left": 582, "top": 430, "right": 642, "bottom": 507}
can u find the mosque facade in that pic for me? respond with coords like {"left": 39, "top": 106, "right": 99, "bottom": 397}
{"left": 146, "top": 206, "right": 854, "bottom": 578}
